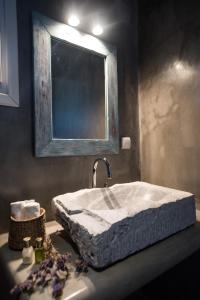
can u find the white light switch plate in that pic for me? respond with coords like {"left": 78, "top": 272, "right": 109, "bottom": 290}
{"left": 121, "top": 137, "right": 131, "bottom": 149}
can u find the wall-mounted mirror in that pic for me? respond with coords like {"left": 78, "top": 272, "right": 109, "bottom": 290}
{"left": 33, "top": 12, "right": 119, "bottom": 156}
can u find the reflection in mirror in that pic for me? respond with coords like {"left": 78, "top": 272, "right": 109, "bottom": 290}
{"left": 51, "top": 38, "right": 106, "bottom": 139}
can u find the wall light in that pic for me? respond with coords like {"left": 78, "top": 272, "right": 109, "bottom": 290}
{"left": 92, "top": 25, "right": 103, "bottom": 36}
{"left": 68, "top": 15, "right": 80, "bottom": 27}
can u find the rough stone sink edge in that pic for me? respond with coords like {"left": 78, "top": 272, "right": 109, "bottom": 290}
{"left": 52, "top": 183, "right": 196, "bottom": 268}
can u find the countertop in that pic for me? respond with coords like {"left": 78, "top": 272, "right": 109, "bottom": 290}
{"left": 1, "top": 211, "right": 200, "bottom": 300}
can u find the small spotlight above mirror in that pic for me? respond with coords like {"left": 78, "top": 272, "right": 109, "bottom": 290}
{"left": 68, "top": 15, "right": 80, "bottom": 27}
{"left": 92, "top": 25, "right": 103, "bottom": 36}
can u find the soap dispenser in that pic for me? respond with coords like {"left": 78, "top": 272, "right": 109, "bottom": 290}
{"left": 22, "top": 237, "right": 34, "bottom": 265}
{"left": 35, "top": 237, "right": 45, "bottom": 264}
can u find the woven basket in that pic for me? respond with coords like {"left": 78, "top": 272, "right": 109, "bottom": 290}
{"left": 8, "top": 208, "right": 46, "bottom": 250}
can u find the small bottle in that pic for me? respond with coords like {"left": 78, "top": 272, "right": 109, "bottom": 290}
{"left": 35, "top": 237, "right": 45, "bottom": 264}
{"left": 22, "top": 237, "right": 34, "bottom": 265}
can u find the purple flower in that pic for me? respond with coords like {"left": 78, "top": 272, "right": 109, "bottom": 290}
{"left": 21, "top": 280, "right": 34, "bottom": 293}
{"left": 52, "top": 280, "right": 64, "bottom": 298}
{"left": 56, "top": 257, "right": 66, "bottom": 271}
{"left": 75, "top": 257, "right": 88, "bottom": 274}
{"left": 62, "top": 253, "right": 72, "bottom": 262}
{"left": 39, "top": 258, "right": 54, "bottom": 270}
{"left": 10, "top": 249, "right": 88, "bottom": 298}
{"left": 10, "top": 285, "right": 21, "bottom": 296}
{"left": 10, "top": 280, "right": 34, "bottom": 296}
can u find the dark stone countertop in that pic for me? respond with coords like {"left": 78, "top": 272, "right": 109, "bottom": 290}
{"left": 1, "top": 213, "right": 200, "bottom": 300}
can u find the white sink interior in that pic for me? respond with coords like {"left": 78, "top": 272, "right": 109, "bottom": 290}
{"left": 52, "top": 181, "right": 196, "bottom": 268}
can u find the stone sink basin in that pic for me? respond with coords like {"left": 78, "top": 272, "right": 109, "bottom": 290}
{"left": 52, "top": 181, "right": 196, "bottom": 268}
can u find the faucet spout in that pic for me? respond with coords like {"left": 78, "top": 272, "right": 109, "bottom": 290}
{"left": 92, "top": 157, "right": 112, "bottom": 188}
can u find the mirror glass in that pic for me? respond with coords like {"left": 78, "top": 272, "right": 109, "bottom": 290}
{"left": 51, "top": 37, "right": 106, "bottom": 139}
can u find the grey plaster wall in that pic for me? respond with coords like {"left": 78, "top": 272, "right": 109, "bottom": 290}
{"left": 0, "top": 0, "right": 139, "bottom": 233}
{"left": 139, "top": 0, "right": 200, "bottom": 200}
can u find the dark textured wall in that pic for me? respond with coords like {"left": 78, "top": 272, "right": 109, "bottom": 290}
{"left": 0, "top": 0, "right": 139, "bottom": 233}
{"left": 139, "top": 0, "right": 200, "bottom": 201}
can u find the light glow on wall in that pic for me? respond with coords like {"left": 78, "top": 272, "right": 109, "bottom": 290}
{"left": 92, "top": 25, "right": 103, "bottom": 36}
{"left": 173, "top": 61, "right": 194, "bottom": 79}
{"left": 174, "top": 61, "right": 185, "bottom": 72}
{"left": 68, "top": 15, "right": 80, "bottom": 27}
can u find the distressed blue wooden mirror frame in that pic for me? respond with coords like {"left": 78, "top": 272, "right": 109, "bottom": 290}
{"left": 33, "top": 12, "right": 119, "bottom": 157}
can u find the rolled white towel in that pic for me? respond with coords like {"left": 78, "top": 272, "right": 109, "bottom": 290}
{"left": 10, "top": 201, "right": 25, "bottom": 220}
{"left": 10, "top": 200, "right": 40, "bottom": 220}
{"left": 23, "top": 202, "right": 40, "bottom": 220}
{"left": 25, "top": 199, "right": 35, "bottom": 204}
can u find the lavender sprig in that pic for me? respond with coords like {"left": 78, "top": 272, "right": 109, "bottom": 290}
{"left": 75, "top": 257, "right": 89, "bottom": 274}
{"left": 52, "top": 279, "right": 65, "bottom": 298}
{"left": 10, "top": 235, "right": 88, "bottom": 299}
{"left": 10, "top": 253, "right": 72, "bottom": 298}
{"left": 10, "top": 280, "right": 34, "bottom": 296}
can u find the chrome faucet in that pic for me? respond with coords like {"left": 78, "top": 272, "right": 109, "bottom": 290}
{"left": 92, "top": 157, "right": 112, "bottom": 188}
